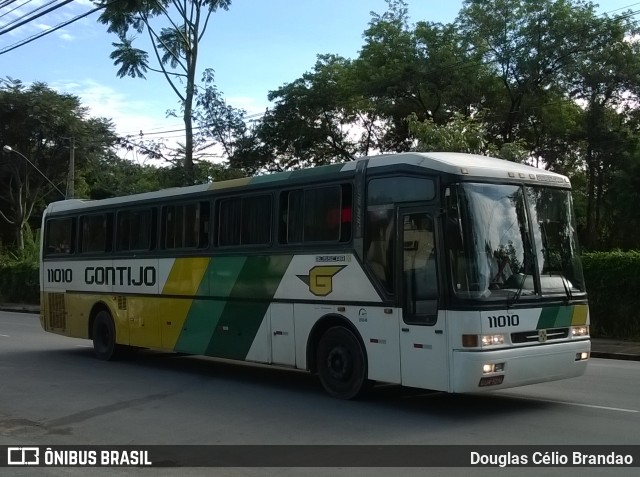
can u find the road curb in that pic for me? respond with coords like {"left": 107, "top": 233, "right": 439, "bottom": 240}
{"left": 0, "top": 305, "right": 39, "bottom": 314}
{"left": 590, "top": 351, "right": 640, "bottom": 362}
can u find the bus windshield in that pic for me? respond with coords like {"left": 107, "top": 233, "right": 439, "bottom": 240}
{"left": 448, "top": 182, "right": 585, "bottom": 301}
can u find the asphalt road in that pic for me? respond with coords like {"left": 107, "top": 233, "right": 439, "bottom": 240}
{"left": 1, "top": 311, "right": 639, "bottom": 477}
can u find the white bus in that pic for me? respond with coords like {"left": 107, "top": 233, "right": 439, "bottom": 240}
{"left": 40, "top": 152, "right": 590, "bottom": 399}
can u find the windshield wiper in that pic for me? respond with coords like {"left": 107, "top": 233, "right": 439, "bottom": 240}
{"left": 560, "top": 274, "right": 573, "bottom": 301}
{"left": 507, "top": 273, "right": 527, "bottom": 308}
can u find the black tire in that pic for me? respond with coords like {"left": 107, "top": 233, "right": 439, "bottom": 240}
{"left": 92, "top": 310, "right": 118, "bottom": 360}
{"left": 316, "top": 326, "right": 368, "bottom": 399}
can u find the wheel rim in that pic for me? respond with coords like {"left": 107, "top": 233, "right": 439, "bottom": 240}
{"left": 327, "top": 345, "right": 352, "bottom": 382}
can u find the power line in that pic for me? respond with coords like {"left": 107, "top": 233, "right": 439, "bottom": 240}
{"left": 120, "top": 111, "right": 266, "bottom": 138}
{"left": 606, "top": 2, "right": 640, "bottom": 14}
{"left": 0, "top": 0, "right": 74, "bottom": 37}
{"left": 0, "top": 0, "right": 20, "bottom": 9}
{"left": 0, "top": 0, "right": 35, "bottom": 21}
{"left": 0, "top": 3, "right": 109, "bottom": 55}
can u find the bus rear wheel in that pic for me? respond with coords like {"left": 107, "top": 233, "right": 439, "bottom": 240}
{"left": 92, "top": 310, "right": 118, "bottom": 360}
{"left": 317, "top": 326, "right": 367, "bottom": 399}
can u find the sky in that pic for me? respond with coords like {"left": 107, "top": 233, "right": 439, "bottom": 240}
{"left": 0, "top": 0, "right": 637, "bottom": 162}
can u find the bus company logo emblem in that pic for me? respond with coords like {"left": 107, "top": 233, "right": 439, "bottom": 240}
{"left": 538, "top": 329, "right": 548, "bottom": 343}
{"left": 297, "top": 266, "right": 346, "bottom": 297}
{"left": 8, "top": 447, "right": 39, "bottom": 465}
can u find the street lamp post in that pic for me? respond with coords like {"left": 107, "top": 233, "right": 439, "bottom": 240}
{"left": 2, "top": 145, "right": 66, "bottom": 199}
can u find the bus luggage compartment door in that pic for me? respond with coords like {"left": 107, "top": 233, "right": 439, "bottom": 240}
{"left": 270, "top": 303, "right": 296, "bottom": 366}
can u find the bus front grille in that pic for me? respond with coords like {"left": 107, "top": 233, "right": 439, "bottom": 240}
{"left": 48, "top": 293, "right": 66, "bottom": 330}
{"left": 511, "top": 327, "right": 569, "bottom": 343}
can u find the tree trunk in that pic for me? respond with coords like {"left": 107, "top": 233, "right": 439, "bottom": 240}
{"left": 584, "top": 146, "right": 596, "bottom": 249}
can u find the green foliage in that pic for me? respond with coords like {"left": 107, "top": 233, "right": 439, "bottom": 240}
{"left": 407, "top": 112, "right": 527, "bottom": 162}
{"left": 232, "top": 0, "right": 640, "bottom": 251}
{"left": 110, "top": 39, "right": 150, "bottom": 78}
{"left": 0, "top": 262, "right": 39, "bottom": 304}
{"left": 0, "top": 229, "right": 39, "bottom": 303}
{"left": 583, "top": 251, "right": 640, "bottom": 339}
{"left": 3, "top": 226, "right": 40, "bottom": 265}
{"left": 193, "top": 69, "right": 250, "bottom": 161}
{"left": 0, "top": 81, "right": 118, "bottom": 250}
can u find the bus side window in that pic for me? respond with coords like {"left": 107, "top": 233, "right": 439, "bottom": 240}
{"left": 280, "top": 184, "right": 351, "bottom": 244}
{"left": 45, "top": 218, "right": 75, "bottom": 256}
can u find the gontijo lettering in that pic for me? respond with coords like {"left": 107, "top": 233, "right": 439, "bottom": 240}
{"left": 85, "top": 266, "right": 156, "bottom": 286}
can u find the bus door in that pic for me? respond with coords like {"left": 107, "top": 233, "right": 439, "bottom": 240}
{"left": 398, "top": 207, "right": 449, "bottom": 391}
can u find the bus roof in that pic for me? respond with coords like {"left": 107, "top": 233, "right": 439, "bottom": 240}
{"left": 356, "top": 152, "right": 570, "bottom": 185}
{"left": 44, "top": 152, "right": 569, "bottom": 215}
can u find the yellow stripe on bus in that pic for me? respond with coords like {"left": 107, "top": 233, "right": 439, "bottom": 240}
{"left": 157, "top": 257, "right": 211, "bottom": 349}
{"left": 162, "top": 257, "right": 210, "bottom": 295}
{"left": 571, "top": 304, "right": 589, "bottom": 326}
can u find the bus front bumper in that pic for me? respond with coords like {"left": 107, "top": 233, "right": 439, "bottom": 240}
{"left": 451, "top": 339, "right": 590, "bottom": 393}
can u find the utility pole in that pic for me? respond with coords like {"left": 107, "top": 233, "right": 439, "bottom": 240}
{"left": 66, "top": 137, "right": 75, "bottom": 199}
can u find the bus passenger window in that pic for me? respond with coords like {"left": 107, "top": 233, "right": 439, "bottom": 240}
{"left": 80, "top": 214, "right": 112, "bottom": 253}
{"left": 218, "top": 195, "right": 271, "bottom": 247}
{"left": 45, "top": 218, "right": 75, "bottom": 256}
{"left": 117, "top": 209, "right": 155, "bottom": 252}
{"left": 280, "top": 184, "right": 351, "bottom": 244}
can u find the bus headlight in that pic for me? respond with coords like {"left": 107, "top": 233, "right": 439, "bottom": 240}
{"left": 481, "top": 334, "right": 505, "bottom": 346}
{"left": 462, "top": 334, "right": 506, "bottom": 348}
{"left": 571, "top": 326, "right": 589, "bottom": 337}
{"left": 575, "top": 352, "right": 589, "bottom": 361}
{"left": 482, "top": 362, "right": 505, "bottom": 374}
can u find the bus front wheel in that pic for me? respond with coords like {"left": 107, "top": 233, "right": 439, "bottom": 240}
{"left": 316, "top": 326, "right": 367, "bottom": 399}
{"left": 92, "top": 310, "right": 118, "bottom": 361}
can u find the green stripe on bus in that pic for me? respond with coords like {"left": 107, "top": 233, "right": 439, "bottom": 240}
{"left": 208, "top": 256, "right": 247, "bottom": 296}
{"left": 205, "top": 255, "right": 293, "bottom": 360}
{"left": 174, "top": 300, "right": 226, "bottom": 354}
{"left": 175, "top": 256, "right": 247, "bottom": 353}
{"left": 205, "top": 301, "right": 270, "bottom": 360}
{"left": 554, "top": 306, "right": 573, "bottom": 327}
{"left": 229, "top": 255, "right": 293, "bottom": 299}
{"left": 537, "top": 306, "right": 574, "bottom": 329}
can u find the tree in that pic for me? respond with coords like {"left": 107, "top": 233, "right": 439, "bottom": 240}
{"left": 563, "top": 14, "right": 640, "bottom": 249}
{"left": 232, "top": 0, "right": 496, "bottom": 172}
{"left": 456, "top": 0, "right": 601, "bottom": 145}
{"left": 228, "top": 54, "right": 362, "bottom": 173}
{"left": 97, "top": 0, "right": 232, "bottom": 185}
{"left": 83, "top": 154, "right": 164, "bottom": 199}
{"left": 0, "top": 80, "right": 117, "bottom": 249}
{"left": 193, "top": 68, "right": 249, "bottom": 163}
{"left": 354, "top": 0, "right": 492, "bottom": 151}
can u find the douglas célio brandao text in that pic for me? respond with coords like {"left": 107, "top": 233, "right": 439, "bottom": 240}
{"left": 470, "top": 451, "right": 634, "bottom": 467}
